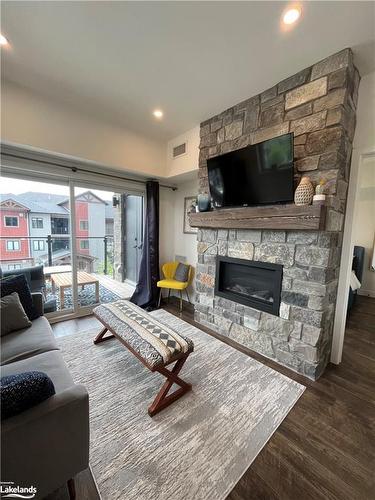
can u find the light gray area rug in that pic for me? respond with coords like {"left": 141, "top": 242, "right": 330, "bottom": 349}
{"left": 58, "top": 309, "right": 305, "bottom": 500}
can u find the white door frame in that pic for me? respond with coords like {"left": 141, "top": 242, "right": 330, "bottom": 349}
{"left": 331, "top": 147, "right": 375, "bottom": 364}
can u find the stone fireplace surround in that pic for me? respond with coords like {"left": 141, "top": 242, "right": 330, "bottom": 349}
{"left": 194, "top": 49, "right": 360, "bottom": 380}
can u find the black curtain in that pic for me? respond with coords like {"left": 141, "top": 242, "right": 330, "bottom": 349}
{"left": 130, "top": 180, "right": 160, "bottom": 310}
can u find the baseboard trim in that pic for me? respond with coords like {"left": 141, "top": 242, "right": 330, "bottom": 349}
{"left": 358, "top": 289, "right": 375, "bottom": 298}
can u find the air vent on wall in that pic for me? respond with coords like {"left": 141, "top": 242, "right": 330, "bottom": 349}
{"left": 172, "top": 142, "right": 187, "bottom": 158}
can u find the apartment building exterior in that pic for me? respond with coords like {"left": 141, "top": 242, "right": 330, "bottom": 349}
{"left": 0, "top": 191, "right": 114, "bottom": 271}
{"left": 0, "top": 198, "right": 33, "bottom": 270}
{"left": 59, "top": 191, "right": 108, "bottom": 265}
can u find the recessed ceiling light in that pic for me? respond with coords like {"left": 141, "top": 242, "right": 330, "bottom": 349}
{"left": 283, "top": 7, "right": 301, "bottom": 25}
{"left": 153, "top": 109, "right": 163, "bottom": 119}
{"left": 0, "top": 34, "right": 9, "bottom": 46}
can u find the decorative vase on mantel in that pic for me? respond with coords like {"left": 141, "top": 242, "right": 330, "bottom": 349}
{"left": 313, "top": 179, "right": 327, "bottom": 206}
{"left": 197, "top": 193, "right": 211, "bottom": 212}
{"left": 294, "top": 177, "right": 314, "bottom": 206}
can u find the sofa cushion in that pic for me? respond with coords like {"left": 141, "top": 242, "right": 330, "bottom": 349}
{"left": 0, "top": 316, "right": 59, "bottom": 366}
{"left": 0, "top": 350, "right": 74, "bottom": 394}
{"left": 2, "top": 265, "right": 45, "bottom": 293}
{"left": 174, "top": 263, "right": 190, "bottom": 282}
{"left": 1, "top": 371, "right": 55, "bottom": 420}
{"left": 1, "top": 293, "right": 32, "bottom": 336}
{"left": 0, "top": 275, "right": 39, "bottom": 320}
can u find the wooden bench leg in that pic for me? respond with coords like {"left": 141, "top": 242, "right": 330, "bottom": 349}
{"left": 93, "top": 327, "right": 115, "bottom": 344}
{"left": 148, "top": 354, "right": 192, "bottom": 417}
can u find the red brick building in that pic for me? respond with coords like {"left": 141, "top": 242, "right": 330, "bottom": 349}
{"left": 0, "top": 199, "right": 33, "bottom": 269}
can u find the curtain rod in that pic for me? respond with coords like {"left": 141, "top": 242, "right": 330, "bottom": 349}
{"left": 2, "top": 152, "right": 178, "bottom": 191}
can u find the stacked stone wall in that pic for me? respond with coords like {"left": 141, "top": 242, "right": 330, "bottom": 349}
{"left": 195, "top": 49, "right": 359, "bottom": 379}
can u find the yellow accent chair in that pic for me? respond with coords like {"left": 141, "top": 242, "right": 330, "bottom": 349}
{"left": 157, "top": 262, "right": 193, "bottom": 311}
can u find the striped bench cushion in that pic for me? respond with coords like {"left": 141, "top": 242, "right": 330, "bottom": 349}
{"left": 93, "top": 300, "right": 194, "bottom": 369}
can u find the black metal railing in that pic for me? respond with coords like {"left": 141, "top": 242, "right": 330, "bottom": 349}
{"left": 0, "top": 235, "right": 114, "bottom": 276}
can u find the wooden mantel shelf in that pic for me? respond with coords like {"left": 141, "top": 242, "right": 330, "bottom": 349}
{"left": 189, "top": 204, "right": 326, "bottom": 231}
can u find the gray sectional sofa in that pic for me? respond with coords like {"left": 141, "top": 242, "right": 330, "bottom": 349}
{"left": 1, "top": 265, "right": 57, "bottom": 313}
{"left": 1, "top": 293, "right": 90, "bottom": 499}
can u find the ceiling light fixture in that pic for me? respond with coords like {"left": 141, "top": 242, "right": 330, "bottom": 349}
{"left": 0, "top": 34, "right": 9, "bottom": 46}
{"left": 153, "top": 109, "right": 163, "bottom": 119}
{"left": 283, "top": 7, "right": 301, "bottom": 25}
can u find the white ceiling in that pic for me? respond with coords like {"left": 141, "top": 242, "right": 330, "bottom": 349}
{"left": 2, "top": 1, "right": 375, "bottom": 142}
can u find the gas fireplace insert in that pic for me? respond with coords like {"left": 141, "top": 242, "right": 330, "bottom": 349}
{"left": 215, "top": 256, "right": 283, "bottom": 316}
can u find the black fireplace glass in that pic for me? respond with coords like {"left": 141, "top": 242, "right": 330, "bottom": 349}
{"left": 215, "top": 256, "right": 282, "bottom": 315}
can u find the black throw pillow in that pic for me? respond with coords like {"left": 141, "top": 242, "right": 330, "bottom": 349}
{"left": 0, "top": 274, "right": 38, "bottom": 320}
{"left": 1, "top": 371, "right": 56, "bottom": 420}
{"left": 174, "top": 263, "right": 190, "bottom": 282}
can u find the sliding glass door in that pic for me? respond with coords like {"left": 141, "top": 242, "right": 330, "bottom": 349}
{"left": 1, "top": 174, "right": 144, "bottom": 321}
{"left": 0, "top": 176, "right": 73, "bottom": 318}
{"left": 71, "top": 185, "right": 143, "bottom": 316}
{"left": 72, "top": 186, "right": 120, "bottom": 314}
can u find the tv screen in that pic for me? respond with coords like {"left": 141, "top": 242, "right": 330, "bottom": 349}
{"left": 207, "top": 133, "right": 294, "bottom": 208}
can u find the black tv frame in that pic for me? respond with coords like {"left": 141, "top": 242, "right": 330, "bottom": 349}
{"left": 207, "top": 132, "right": 295, "bottom": 209}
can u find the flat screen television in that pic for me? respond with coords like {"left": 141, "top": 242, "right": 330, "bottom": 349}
{"left": 207, "top": 133, "right": 294, "bottom": 208}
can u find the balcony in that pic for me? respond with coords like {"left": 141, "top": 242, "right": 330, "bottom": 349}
{"left": 45, "top": 272, "right": 135, "bottom": 312}
{"left": 0, "top": 235, "right": 135, "bottom": 314}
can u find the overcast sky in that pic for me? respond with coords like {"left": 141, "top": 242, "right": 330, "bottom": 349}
{"left": 0, "top": 177, "right": 113, "bottom": 201}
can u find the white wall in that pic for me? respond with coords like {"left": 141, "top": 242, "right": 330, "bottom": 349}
{"left": 352, "top": 71, "right": 375, "bottom": 297}
{"left": 159, "top": 126, "right": 200, "bottom": 302}
{"left": 159, "top": 177, "right": 199, "bottom": 302}
{"left": 172, "top": 178, "right": 198, "bottom": 301}
{"left": 159, "top": 188, "right": 176, "bottom": 267}
{"left": 1, "top": 80, "right": 166, "bottom": 177}
{"left": 1, "top": 80, "right": 202, "bottom": 179}
{"left": 166, "top": 126, "right": 200, "bottom": 178}
{"left": 353, "top": 72, "right": 375, "bottom": 150}
{"left": 352, "top": 156, "right": 375, "bottom": 296}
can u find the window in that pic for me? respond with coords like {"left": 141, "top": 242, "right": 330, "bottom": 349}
{"left": 80, "top": 240, "right": 89, "bottom": 249}
{"left": 33, "top": 240, "right": 45, "bottom": 251}
{"left": 8, "top": 264, "right": 22, "bottom": 270}
{"left": 4, "top": 216, "right": 19, "bottom": 227}
{"left": 32, "top": 217, "right": 44, "bottom": 229}
{"left": 80, "top": 220, "right": 89, "bottom": 231}
{"left": 6, "top": 240, "right": 20, "bottom": 251}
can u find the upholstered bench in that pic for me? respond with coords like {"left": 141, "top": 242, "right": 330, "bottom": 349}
{"left": 93, "top": 300, "right": 194, "bottom": 416}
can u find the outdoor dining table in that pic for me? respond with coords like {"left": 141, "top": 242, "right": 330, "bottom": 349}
{"left": 50, "top": 271, "right": 99, "bottom": 309}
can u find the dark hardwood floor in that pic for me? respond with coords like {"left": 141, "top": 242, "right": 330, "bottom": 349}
{"left": 45, "top": 469, "right": 99, "bottom": 500}
{"left": 51, "top": 295, "right": 375, "bottom": 500}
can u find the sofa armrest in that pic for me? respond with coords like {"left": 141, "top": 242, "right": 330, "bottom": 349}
{"left": 31, "top": 292, "right": 44, "bottom": 317}
{"left": 1, "top": 384, "right": 89, "bottom": 499}
{"left": 2, "top": 384, "right": 88, "bottom": 430}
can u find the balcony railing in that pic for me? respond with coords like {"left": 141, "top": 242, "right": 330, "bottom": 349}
{"left": 51, "top": 229, "right": 70, "bottom": 235}
{"left": 0, "top": 235, "right": 114, "bottom": 277}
